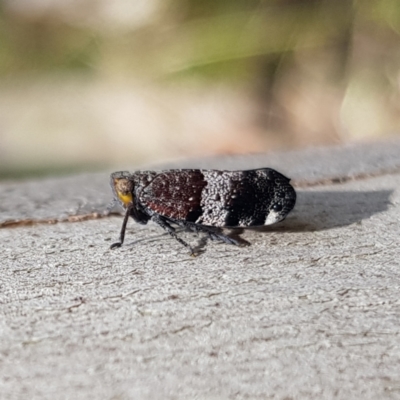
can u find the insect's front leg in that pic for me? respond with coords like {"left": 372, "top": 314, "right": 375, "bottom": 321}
{"left": 151, "top": 215, "right": 195, "bottom": 255}
{"left": 110, "top": 204, "right": 133, "bottom": 249}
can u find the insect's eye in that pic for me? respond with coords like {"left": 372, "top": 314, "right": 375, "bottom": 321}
{"left": 272, "top": 203, "right": 283, "bottom": 212}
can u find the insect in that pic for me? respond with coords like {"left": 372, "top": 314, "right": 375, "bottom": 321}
{"left": 109, "top": 168, "right": 296, "bottom": 255}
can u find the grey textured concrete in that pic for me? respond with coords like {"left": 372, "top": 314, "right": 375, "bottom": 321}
{"left": 1, "top": 139, "right": 400, "bottom": 399}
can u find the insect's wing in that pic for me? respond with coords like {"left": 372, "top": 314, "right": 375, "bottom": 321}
{"left": 197, "top": 169, "right": 281, "bottom": 227}
{"left": 139, "top": 169, "right": 296, "bottom": 227}
{"left": 196, "top": 169, "right": 296, "bottom": 227}
{"left": 138, "top": 170, "right": 207, "bottom": 223}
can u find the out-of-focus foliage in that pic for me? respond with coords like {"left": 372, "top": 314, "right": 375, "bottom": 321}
{"left": 1, "top": 0, "right": 399, "bottom": 81}
{"left": 0, "top": 0, "right": 400, "bottom": 177}
{"left": 0, "top": 1, "right": 350, "bottom": 79}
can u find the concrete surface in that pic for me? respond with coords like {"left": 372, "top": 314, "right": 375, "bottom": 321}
{"left": 1, "top": 139, "right": 400, "bottom": 399}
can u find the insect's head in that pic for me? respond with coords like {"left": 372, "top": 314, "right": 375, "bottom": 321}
{"left": 110, "top": 171, "right": 135, "bottom": 207}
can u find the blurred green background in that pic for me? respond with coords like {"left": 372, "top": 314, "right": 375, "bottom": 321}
{"left": 1, "top": 0, "right": 399, "bottom": 179}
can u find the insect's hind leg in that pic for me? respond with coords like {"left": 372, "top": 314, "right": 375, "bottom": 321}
{"left": 151, "top": 215, "right": 195, "bottom": 255}
{"left": 180, "top": 221, "right": 241, "bottom": 246}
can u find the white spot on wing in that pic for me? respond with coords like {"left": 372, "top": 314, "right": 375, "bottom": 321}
{"left": 264, "top": 211, "right": 282, "bottom": 225}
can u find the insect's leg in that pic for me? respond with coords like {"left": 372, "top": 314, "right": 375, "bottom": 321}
{"left": 207, "top": 230, "right": 240, "bottom": 246}
{"left": 110, "top": 204, "right": 132, "bottom": 249}
{"left": 181, "top": 221, "right": 240, "bottom": 246}
{"left": 152, "top": 215, "right": 194, "bottom": 255}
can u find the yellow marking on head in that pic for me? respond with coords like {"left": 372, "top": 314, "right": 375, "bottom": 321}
{"left": 113, "top": 177, "right": 134, "bottom": 206}
{"left": 118, "top": 192, "right": 133, "bottom": 206}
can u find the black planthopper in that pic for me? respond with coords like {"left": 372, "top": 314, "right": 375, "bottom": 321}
{"left": 109, "top": 168, "right": 296, "bottom": 255}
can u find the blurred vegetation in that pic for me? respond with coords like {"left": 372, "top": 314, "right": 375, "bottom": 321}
{"left": 0, "top": 1, "right": 347, "bottom": 78}
{"left": 1, "top": 0, "right": 399, "bottom": 81}
{"left": 0, "top": 0, "right": 400, "bottom": 178}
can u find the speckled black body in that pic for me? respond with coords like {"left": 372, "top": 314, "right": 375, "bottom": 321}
{"left": 110, "top": 168, "right": 296, "bottom": 254}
